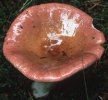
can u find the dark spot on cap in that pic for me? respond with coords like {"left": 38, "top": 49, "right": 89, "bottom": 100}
{"left": 33, "top": 25, "right": 36, "bottom": 28}
{"left": 92, "top": 37, "right": 95, "bottom": 39}
{"left": 19, "top": 25, "right": 23, "bottom": 29}
{"left": 62, "top": 51, "right": 67, "bottom": 56}
{"left": 6, "top": 42, "right": 9, "bottom": 45}
{"left": 26, "top": 11, "right": 28, "bottom": 14}
{"left": 40, "top": 57, "right": 47, "bottom": 59}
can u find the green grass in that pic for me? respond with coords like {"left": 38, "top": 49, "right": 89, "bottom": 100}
{"left": 0, "top": 0, "right": 108, "bottom": 100}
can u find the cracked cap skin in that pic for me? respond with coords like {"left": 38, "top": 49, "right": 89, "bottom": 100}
{"left": 3, "top": 3, "right": 105, "bottom": 82}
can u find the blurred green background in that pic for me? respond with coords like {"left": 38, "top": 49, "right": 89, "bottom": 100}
{"left": 0, "top": 0, "right": 108, "bottom": 100}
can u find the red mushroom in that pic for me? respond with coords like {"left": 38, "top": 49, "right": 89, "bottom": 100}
{"left": 3, "top": 3, "right": 105, "bottom": 98}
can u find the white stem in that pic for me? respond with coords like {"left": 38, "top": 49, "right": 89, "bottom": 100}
{"left": 31, "top": 81, "right": 55, "bottom": 98}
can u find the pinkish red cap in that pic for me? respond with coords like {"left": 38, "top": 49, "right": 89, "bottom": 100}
{"left": 3, "top": 3, "right": 105, "bottom": 82}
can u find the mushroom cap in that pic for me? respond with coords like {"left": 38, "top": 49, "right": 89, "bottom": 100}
{"left": 3, "top": 3, "right": 105, "bottom": 82}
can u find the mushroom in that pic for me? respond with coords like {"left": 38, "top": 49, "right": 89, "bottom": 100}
{"left": 3, "top": 3, "right": 105, "bottom": 99}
